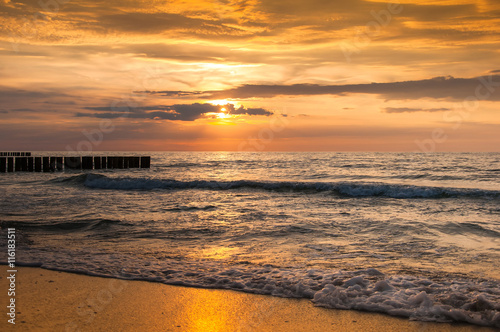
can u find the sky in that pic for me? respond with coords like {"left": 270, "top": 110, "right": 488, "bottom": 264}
{"left": 0, "top": 0, "right": 499, "bottom": 151}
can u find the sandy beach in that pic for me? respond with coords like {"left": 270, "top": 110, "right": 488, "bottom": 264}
{"left": 0, "top": 267, "right": 496, "bottom": 332}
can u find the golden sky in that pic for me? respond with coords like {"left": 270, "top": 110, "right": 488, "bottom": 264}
{"left": 1, "top": 0, "right": 499, "bottom": 151}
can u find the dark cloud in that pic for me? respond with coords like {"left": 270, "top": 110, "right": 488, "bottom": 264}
{"left": 78, "top": 103, "right": 273, "bottom": 121}
{"left": 384, "top": 107, "right": 451, "bottom": 113}
{"left": 231, "top": 106, "right": 273, "bottom": 116}
{"left": 145, "top": 74, "right": 500, "bottom": 101}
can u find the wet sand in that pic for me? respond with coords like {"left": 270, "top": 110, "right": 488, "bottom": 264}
{"left": 1, "top": 267, "right": 497, "bottom": 331}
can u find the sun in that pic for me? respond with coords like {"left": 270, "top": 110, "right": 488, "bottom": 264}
{"left": 217, "top": 108, "right": 230, "bottom": 119}
{"left": 204, "top": 101, "right": 239, "bottom": 124}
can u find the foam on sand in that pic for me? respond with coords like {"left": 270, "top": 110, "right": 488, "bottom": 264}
{"left": 11, "top": 250, "right": 500, "bottom": 328}
{"left": 2, "top": 267, "right": 497, "bottom": 332}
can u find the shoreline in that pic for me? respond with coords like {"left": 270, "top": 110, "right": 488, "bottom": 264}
{"left": 1, "top": 267, "right": 498, "bottom": 331}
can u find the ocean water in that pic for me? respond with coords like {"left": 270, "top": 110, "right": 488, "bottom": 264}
{"left": 1, "top": 152, "right": 499, "bottom": 328}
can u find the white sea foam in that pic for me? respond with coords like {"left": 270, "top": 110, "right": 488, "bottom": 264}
{"left": 11, "top": 248, "right": 500, "bottom": 328}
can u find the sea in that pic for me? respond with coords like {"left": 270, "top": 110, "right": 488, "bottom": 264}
{"left": 1, "top": 152, "right": 499, "bottom": 328}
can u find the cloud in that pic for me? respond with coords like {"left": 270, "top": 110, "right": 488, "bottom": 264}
{"left": 0, "top": 87, "right": 68, "bottom": 100}
{"left": 384, "top": 107, "right": 451, "bottom": 113}
{"left": 95, "top": 12, "right": 245, "bottom": 36}
{"left": 78, "top": 103, "right": 273, "bottom": 121}
{"left": 10, "top": 108, "right": 39, "bottom": 112}
{"left": 2, "top": 0, "right": 497, "bottom": 47}
{"left": 230, "top": 106, "right": 273, "bottom": 116}
{"left": 0, "top": 119, "right": 214, "bottom": 151}
{"left": 144, "top": 74, "right": 500, "bottom": 101}
{"left": 0, "top": 86, "right": 75, "bottom": 114}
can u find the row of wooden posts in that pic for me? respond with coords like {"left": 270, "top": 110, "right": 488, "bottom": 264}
{"left": 0, "top": 154, "right": 151, "bottom": 172}
{"left": 0, "top": 152, "right": 32, "bottom": 156}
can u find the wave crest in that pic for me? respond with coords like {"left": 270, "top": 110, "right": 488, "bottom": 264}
{"left": 80, "top": 174, "right": 500, "bottom": 199}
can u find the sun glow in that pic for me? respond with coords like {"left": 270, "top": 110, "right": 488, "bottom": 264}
{"left": 205, "top": 105, "right": 234, "bottom": 122}
{"left": 204, "top": 103, "right": 234, "bottom": 121}
{"left": 209, "top": 99, "right": 230, "bottom": 106}
{"left": 217, "top": 112, "right": 230, "bottom": 119}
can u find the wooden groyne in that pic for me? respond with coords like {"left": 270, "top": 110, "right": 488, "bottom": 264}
{"left": 0, "top": 152, "right": 31, "bottom": 156}
{"left": 0, "top": 152, "right": 150, "bottom": 172}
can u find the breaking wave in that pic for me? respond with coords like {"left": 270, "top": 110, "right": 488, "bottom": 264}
{"left": 78, "top": 174, "right": 500, "bottom": 199}
{"left": 7, "top": 255, "right": 500, "bottom": 328}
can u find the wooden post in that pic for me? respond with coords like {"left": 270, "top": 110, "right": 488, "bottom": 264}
{"left": 140, "top": 156, "right": 151, "bottom": 168}
{"left": 27, "top": 157, "right": 34, "bottom": 172}
{"left": 7, "top": 157, "right": 13, "bottom": 172}
{"left": 130, "top": 157, "right": 140, "bottom": 168}
{"left": 16, "top": 157, "right": 28, "bottom": 172}
{"left": 82, "top": 156, "right": 93, "bottom": 170}
{"left": 22, "top": 157, "right": 28, "bottom": 171}
{"left": 101, "top": 156, "right": 107, "bottom": 169}
{"left": 73, "top": 157, "right": 82, "bottom": 169}
{"left": 107, "top": 157, "right": 114, "bottom": 169}
{"left": 0, "top": 157, "right": 5, "bottom": 172}
{"left": 56, "top": 157, "right": 63, "bottom": 171}
{"left": 116, "top": 157, "right": 124, "bottom": 169}
{"left": 50, "top": 157, "right": 57, "bottom": 171}
{"left": 15, "top": 157, "right": 22, "bottom": 171}
{"left": 42, "top": 157, "right": 51, "bottom": 172}
{"left": 65, "top": 157, "right": 81, "bottom": 169}
{"left": 34, "top": 157, "right": 42, "bottom": 172}
{"left": 94, "top": 156, "right": 102, "bottom": 169}
{"left": 109, "top": 156, "right": 120, "bottom": 169}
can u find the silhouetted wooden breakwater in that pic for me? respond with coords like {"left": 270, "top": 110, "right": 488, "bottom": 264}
{"left": 0, "top": 152, "right": 31, "bottom": 156}
{"left": 0, "top": 152, "right": 150, "bottom": 172}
